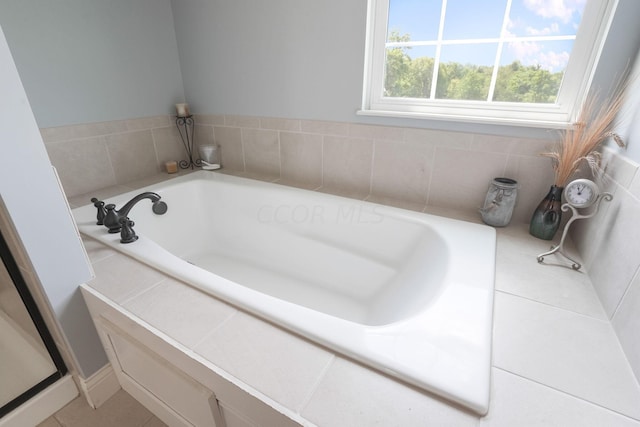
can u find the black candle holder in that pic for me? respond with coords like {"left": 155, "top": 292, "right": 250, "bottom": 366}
{"left": 175, "top": 115, "right": 202, "bottom": 169}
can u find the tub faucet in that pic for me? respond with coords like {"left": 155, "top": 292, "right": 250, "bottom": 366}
{"left": 102, "top": 192, "right": 168, "bottom": 233}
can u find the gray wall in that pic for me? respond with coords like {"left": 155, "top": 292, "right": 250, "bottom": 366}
{"left": 0, "top": 0, "right": 185, "bottom": 128}
{"left": 171, "top": 0, "right": 640, "bottom": 140}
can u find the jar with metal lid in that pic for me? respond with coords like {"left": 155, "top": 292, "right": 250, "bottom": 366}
{"left": 479, "top": 177, "right": 518, "bottom": 227}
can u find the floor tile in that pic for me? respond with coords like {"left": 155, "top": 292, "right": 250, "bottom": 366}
{"left": 53, "top": 389, "right": 157, "bottom": 427}
{"left": 480, "top": 368, "right": 640, "bottom": 427}
{"left": 493, "top": 291, "right": 640, "bottom": 420}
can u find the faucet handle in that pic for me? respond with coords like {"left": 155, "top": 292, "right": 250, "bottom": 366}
{"left": 103, "top": 204, "right": 122, "bottom": 234}
{"left": 119, "top": 217, "right": 138, "bottom": 244}
{"left": 90, "top": 197, "right": 107, "bottom": 225}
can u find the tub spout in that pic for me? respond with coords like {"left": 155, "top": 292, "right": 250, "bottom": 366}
{"left": 103, "top": 192, "right": 168, "bottom": 233}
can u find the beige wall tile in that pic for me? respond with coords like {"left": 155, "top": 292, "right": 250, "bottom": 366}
{"left": 46, "top": 137, "right": 117, "bottom": 197}
{"left": 225, "top": 115, "right": 260, "bottom": 128}
{"left": 125, "top": 115, "right": 171, "bottom": 131}
{"left": 260, "top": 117, "right": 301, "bottom": 131}
{"left": 428, "top": 147, "right": 508, "bottom": 211}
{"left": 300, "top": 120, "right": 350, "bottom": 136}
{"left": 349, "top": 123, "right": 404, "bottom": 141}
{"left": 280, "top": 132, "right": 322, "bottom": 187}
{"left": 214, "top": 126, "right": 245, "bottom": 171}
{"left": 195, "top": 114, "right": 225, "bottom": 126}
{"left": 322, "top": 136, "right": 373, "bottom": 197}
{"left": 194, "top": 125, "right": 215, "bottom": 149}
{"left": 105, "top": 130, "right": 158, "bottom": 184}
{"left": 404, "top": 128, "right": 473, "bottom": 149}
{"left": 152, "top": 126, "right": 187, "bottom": 167}
{"left": 241, "top": 128, "right": 280, "bottom": 178}
{"left": 371, "top": 140, "right": 433, "bottom": 205}
{"left": 503, "top": 154, "right": 556, "bottom": 224}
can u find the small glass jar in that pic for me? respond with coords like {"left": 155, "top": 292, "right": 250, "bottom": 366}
{"left": 479, "top": 177, "right": 518, "bottom": 227}
{"left": 198, "top": 144, "right": 221, "bottom": 170}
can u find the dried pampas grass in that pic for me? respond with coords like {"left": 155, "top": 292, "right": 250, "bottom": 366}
{"left": 542, "top": 81, "right": 628, "bottom": 187}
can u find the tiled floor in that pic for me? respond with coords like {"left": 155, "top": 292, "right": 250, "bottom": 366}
{"left": 37, "top": 389, "right": 167, "bottom": 427}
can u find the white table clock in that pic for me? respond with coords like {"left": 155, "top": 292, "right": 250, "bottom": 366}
{"left": 537, "top": 178, "right": 612, "bottom": 270}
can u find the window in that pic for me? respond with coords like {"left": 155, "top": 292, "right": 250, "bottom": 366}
{"left": 361, "top": 0, "right": 617, "bottom": 128}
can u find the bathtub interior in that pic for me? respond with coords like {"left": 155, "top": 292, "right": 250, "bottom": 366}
{"left": 125, "top": 177, "right": 450, "bottom": 326}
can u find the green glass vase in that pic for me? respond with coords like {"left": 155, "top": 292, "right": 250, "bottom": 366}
{"left": 529, "top": 185, "right": 564, "bottom": 240}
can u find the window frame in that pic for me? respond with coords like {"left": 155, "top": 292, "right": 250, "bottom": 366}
{"left": 360, "top": 0, "right": 618, "bottom": 128}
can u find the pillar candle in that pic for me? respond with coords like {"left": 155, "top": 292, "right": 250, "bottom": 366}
{"left": 165, "top": 161, "right": 178, "bottom": 174}
{"left": 175, "top": 103, "right": 190, "bottom": 117}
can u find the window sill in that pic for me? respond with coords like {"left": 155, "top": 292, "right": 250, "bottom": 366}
{"left": 356, "top": 109, "right": 572, "bottom": 130}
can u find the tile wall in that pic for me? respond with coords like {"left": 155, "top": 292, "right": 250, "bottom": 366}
{"left": 43, "top": 114, "right": 559, "bottom": 223}
{"left": 40, "top": 114, "right": 640, "bottom": 386}
{"left": 572, "top": 147, "right": 640, "bottom": 384}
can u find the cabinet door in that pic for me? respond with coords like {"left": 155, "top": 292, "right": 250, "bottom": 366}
{"left": 102, "top": 320, "right": 222, "bottom": 427}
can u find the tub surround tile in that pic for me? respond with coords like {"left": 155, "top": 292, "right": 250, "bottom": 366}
{"left": 124, "top": 115, "right": 171, "bottom": 131}
{"left": 213, "top": 126, "right": 245, "bottom": 171}
{"left": 279, "top": 132, "right": 323, "bottom": 188}
{"left": 193, "top": 124, "right": 215, "bottom": 149}
{"left": 365, "top": 194, "right": 426, "bottom": 212}
{"left": 503, "top": 154, "right": 555, "bottom": 226}
{"left": 300, "top": 119, "right": 350, "bottom": 136}
{"left": 88, "top": 252, "right": 166, "bottom": 304}
{"left": 322, "top": 136, "right": 373, "bottom": 197}
{"left": 241, "top": 128, "right": 281, "bottom": 178}
{"left": 403, "top": 127, "right": 473, "bottom": 149}
{"left": 348, "top": 123, "right": 404, "bottom": 141}
{"left": 259, "top": 117, "right": 301, "bottom": 131}
{"left": 370, "top": 139, "right": 433, "bottom": 205}
{"left": 105, "top": 130, "right": 159, "bottom": 184}
{"left": 495, "top": 225, "right": 607, "bottom": 319}
{"left": 493, "top": 291, "right": 640, "bottom": 420}
{"left": 428, "top": 147, "right": 509, "bottom": 212}
{"left": 225, "top": 115, "right": 260, "bottom": 128}
{"left": 67, "top": 185, "right": 133, "bottom": 208}
{"left": 301, "top": 357, "right": 480, "bottom": 427}
{"left": 123, "top": 278, "right": 237, "bottom": 348}
{"left": 587, "top": 189, "right": 640, "bottom": 318}
{"left": 481, "top": 368, "right": 640, "bottom": 427}
{"left": 613, "top": 272, "right": 640, "bottom": 382}
{"left": 194, "top": 311, "right": 334, "bottom": 411}
{"left": 194, "top": 114, "right": 225, "bottom": 126}
{"left": 46, "top": 136, "right": 117, "bottom": 197}
{"left": 151, "top": 126, "right": 188, "bottom": 166}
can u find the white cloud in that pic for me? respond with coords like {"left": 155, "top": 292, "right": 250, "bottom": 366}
{"left": 507, "top": 42, "right": 570, "bottom": 72}
{"left": 526, "top": 22, "right": 560, "bottom": 35}
{"left": 523, "top": 0, "right": 586, "bottom": 24}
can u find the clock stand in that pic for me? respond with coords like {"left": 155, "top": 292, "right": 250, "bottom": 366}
{"left": 536, "top": 192, "right": 612, "bottom": 270}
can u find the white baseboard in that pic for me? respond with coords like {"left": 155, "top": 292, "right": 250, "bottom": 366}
{"left": 0, "top": 375, "right": 78, "bottom": 427}
{"left": 78, "top": 363, "right": 121, "bottom": 409}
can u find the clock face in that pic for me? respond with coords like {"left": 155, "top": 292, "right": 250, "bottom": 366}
{"left": 565, "top": 179, "right": 599, "bottom": 208}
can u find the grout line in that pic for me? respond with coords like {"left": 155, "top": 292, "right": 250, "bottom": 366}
{"left": 492, "top": 366, "right": 640, "bottom": 422}
{"left": 296, "top": 354, "right": 336, "bottom": 414}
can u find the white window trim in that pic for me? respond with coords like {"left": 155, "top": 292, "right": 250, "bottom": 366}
{"left": 360, "top": 0, "right": 618, "bottom": 129}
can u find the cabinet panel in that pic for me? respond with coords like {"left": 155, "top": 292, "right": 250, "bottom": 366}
{"left": 104, "top": 321, "right": 218, "bottom": 427}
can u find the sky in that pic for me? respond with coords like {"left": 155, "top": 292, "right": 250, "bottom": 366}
{"left": 387, "top": 0, "right": 586, "bottom": 72}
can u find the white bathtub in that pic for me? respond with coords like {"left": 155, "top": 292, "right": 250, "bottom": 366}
{"left": 73, "top": 171, "right": 496, "bottom": 414}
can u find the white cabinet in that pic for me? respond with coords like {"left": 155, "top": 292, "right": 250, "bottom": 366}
{"left": 98, "top": 319, "right": 223, "bottom": 427}
{"left": 81, "top": 285, "right": 302, "bottom": 427}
